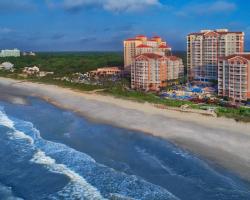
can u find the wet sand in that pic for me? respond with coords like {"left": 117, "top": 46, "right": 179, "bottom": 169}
{"left": 0, "top": 77, "right": 250, "bottom": 181}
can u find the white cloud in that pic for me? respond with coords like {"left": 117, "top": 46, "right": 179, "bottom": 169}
{"left": 208, "top": 1, "right": 236, "bottom": 12}
{"left": 61, "top": 0, "right": 161, "bottom": 12}
{"left": 176, "top": 1, "right": 236, "bottom": 16}
{"left": 0, "top": 27, "right": 14, "bottom": 34}
{"left": 104, "top": 0, "right": 161, "bottom": 12}
{"left": 0, "top": 0, "right": 35, "bottom": 12}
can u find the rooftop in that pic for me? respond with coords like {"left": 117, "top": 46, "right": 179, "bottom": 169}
{"left": 136, "top": 35, "right": 147, "bottom": 38}
{"left": 136, "top": 44, "right": 152, "bottom": 48}
{"left": 124, "top": 38, "right": 141, "bottom": 41}
{"left": 125, "top": 35, "right": 165, "bottom": 42}
{"left": 167, "top": 56, "right": 181, "bottom": 61}
{"left": 152, "top": 36, "right": 161, "bottom": 38}
{"left": 135, "top": 53, "right": 163, "bottom": 59}
{"left": 221, "top": 53, "right": 250, "bottom": 60}
{"left": 158, "top": 44, "right": 171, "bottom": 49}
{"left": 188, "top": 30, "right": 244, "bottom": 36}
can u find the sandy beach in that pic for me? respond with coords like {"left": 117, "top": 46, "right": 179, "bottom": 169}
{"left": 0, "top": 77, "right": 250, "bottom": 181}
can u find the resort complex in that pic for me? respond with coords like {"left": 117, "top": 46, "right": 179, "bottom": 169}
{"left": 124, "top": 35, "right": 171, "bottom": 72}
{"left": 131, "top": 53, "right": 184, "bottom": 91}
{"left": 125, "top": 35, "right": 184, "bottom": 91}
{"left": 187, "top": 29, "right": 244, "bottom": 82}
{"left": 2, "top": 2, "right": 250, "bottom": 200}
{"left": 90, "top": 67, "right": 121, "bottom": 76}
{"left": 218, "top": 53, "right": 250, "bottom": 101}
{"left": 0, "top": 30, "right": 249, "bottom": 106}
{"left": 0, "top": 49, "right": 20, "bottom": 57}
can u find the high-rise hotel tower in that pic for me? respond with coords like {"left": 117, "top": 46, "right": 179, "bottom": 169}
{"left": 124, "top": 35, "right": 171, "bottom": 72}
{"left": 218, "top": 53, "right": 250, "bottom": 101}
{"left": 124, "top": 35, "right": 184, "bottom": 91}
{"left": 187, "top": 29, "right": 244, "bottom": 82}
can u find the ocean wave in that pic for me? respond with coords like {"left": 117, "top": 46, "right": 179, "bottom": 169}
{"left": 31, "top": 150, "right": 106, "bottom": 200}
{"left": 0, "top": 109, "right": 106, "bottom": 200}
{"left": 135, "top": 146, "right": 176, "bottom": 176}
{"left": 0, "top": 109, "right": 33, "bottom": 144}
{"left": 0, "top": 182, "right": 23, "bottom": 200}
{"left": 172, "top": 149, "right": 192, "bottom": 159}
{"left": 0, "top": 109, "right": 14, "bottom": 129}
{"left": 0, "top": 107, "right": 179, "bottom": 200}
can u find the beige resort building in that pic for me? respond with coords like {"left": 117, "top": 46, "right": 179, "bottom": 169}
{"left": 187, "top": 29, "right": 244, "bottom": 82}
{"left": 218, "top": 53, "right": 250, "bottom": 101}
{"left": 124, "top": 35, "right": 171, "bottom": 72}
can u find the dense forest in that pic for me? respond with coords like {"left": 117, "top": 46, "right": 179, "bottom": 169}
{"left": 0, "top": 52, "right": 124, "bottom": 75}
{"left": 0, "top": 51, "right": 186, "bottom": 76}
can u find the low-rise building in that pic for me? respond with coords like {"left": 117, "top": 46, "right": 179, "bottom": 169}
{"left": 22, "top": 66, "right": 54, "bottom": 77}
{"left": 22, "top": 51, "right": 36, "bottom": 56}
{"left": 0, "top": 49, "right": 20, "bottom": 57}
{"left": 218, "top": 53, "right": 250, "bottom": 101}
{"left": 23, "top": 66, "right": 40, "bottom": 75}
{"left": 90, "top": 67, "right": 121, "bottom": 76}
{"left": 39, "top": 71, "right": 54, "bottom": 77}
{"left": 0, "top": 62, "right": 14, "bottom": 71}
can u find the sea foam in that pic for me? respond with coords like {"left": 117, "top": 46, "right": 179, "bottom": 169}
{"left": 0, "top": 109, "right": 14, "bottom": 129}
{"left": 31, "top": 150, "right": 106, "bottom": 200}
{"left": 0, "top": 182, "right": 24, "bottom": 200}
{"left": 0, "top": 108, "right": 106, "bottom": 200}
{"left": 0, "top": 107, "right": 180, "bottom": 200}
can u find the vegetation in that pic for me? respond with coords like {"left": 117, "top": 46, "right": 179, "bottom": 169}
{"left": 104, "top": 80, "right": 199, "bottom": 108}
{"left": 29, "top": 77, "right": 104, "bottom": 91}
{"left": 0, "top": 51, "right": 249, "bottom": 122}
{"left": 0, "top": 52, "right": 123, "bottom": 76}
{"left": 216, "top": 107, "right": 250, "bottom": 122}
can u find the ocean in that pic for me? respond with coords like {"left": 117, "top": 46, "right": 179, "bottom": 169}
{"left": 0, "top": 97, "right": 249, "bottom": 200}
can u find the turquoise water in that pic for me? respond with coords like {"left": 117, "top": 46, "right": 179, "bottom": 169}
{"left": 0, "top": 98, "right": 249, "bottom": 200}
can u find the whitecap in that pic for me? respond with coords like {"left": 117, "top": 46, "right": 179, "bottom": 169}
{"left": 31, "top": 150, "right": 107, "bottom": 200}
{"left": 0, "top": 109, "right": 34, "bottom": 144}
{"left": 0, "top": 109, "right": 106, "bottom": 199}
{"left": 0, "top": 182, "right": 24, "bottom": 200}
{"left": 0, "top": 110, "right": 14, "bottom": 129}
{"left": 1, "top": 110, "right": 180, "bottom": 200}
{"left": 135, "top": 146, "right": 175, "bottom": 175}
{"left": 11, "top": 130, "right": 34, "bottom": 144}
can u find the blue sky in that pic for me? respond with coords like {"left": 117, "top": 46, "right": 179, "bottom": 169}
{"left": 0, "top": 0, "right": 250, "bottom": 51}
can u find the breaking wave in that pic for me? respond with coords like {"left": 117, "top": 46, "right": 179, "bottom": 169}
{"left": 0, "top": 108, "right": 179, "bottom": 200}
{"left": 0, "top": 182, "right": 23, "bottom": 200}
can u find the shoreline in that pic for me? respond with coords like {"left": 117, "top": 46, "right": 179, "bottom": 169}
{"left": 0, "top": 77, "right": 250, "bottom": 181}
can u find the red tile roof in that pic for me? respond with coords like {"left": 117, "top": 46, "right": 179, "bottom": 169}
{"left": 135, "top": 53, "right": 163, "bottom": 59}
{"left": 218, "top": 31, "right": 243, "bottom": 35}
{"left": 188, "top": 31, "right": 243, "bottom": 36}
{"left": 152, "top": 36, "right": 161, "bottom": 38}
{"left": 136, "top": 44, "right": 152, "bottom": 48}
{"left": 167, "top": 56, "right": 181, "bottom": 61}
{"left": 188, "top": 33, "right": 203, "bottom": 36}
{"left": 125, "top": 38, "right": 141, "bottom": 41}
{"left": 158, "top": 44, "right": 171, "bottom": 48}
{"left": 136, "top": 35, "right": 147, "bottom": 38}
{"left": 221, "top": 54, "right": 250, "bottom": 61}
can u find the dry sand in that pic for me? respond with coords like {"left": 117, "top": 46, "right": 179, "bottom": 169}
{"left": 0, "top": 77, "right": 250, "bottom": 181}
